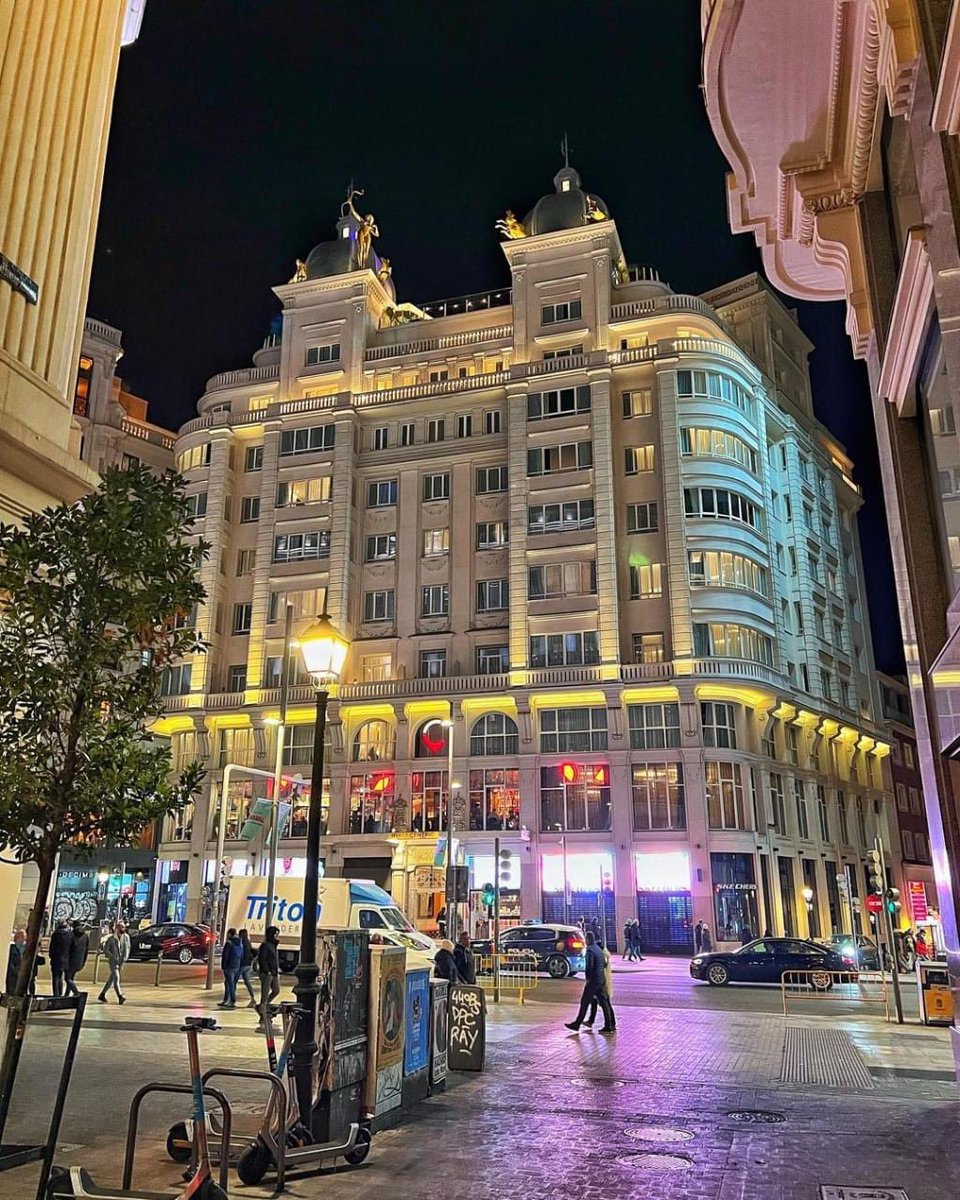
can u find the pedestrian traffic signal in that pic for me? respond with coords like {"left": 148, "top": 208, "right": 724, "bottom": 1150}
{"left": 885, "top": 886, "right": 901, "bottom": 916}
{"left": 481, "top": 882, "right": 495, "bottom": 908}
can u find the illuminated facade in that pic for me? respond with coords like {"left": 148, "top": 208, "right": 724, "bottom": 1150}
{"left": 701, "top": 0, "right": 960, "bottom": 1050}
{"left": 157, "top": 169, "right": 896, "bottom": 951}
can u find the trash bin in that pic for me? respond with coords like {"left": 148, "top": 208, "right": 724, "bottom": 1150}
{"left": 312, "top": 929, "right": 370, "bottom": 1142}
{"left": 917, "top": 960, "right": 954, "bottom": 1026}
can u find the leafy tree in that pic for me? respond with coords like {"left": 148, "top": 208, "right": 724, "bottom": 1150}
{"left": 0, "top": 465, "right": 208, "bottom": 995}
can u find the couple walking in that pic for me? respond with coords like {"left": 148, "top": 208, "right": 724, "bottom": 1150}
{"left": 565, "top": 931, "right": 616, "bottom": 1033}
{"left": 48, "top": 920, "right": 91, "bottom": 996}
{"left": 218, "top": 927, "right": 259, "bottom": 1008}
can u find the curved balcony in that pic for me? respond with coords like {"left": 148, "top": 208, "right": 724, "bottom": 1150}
{"left": 609, "top": 292, "right": 723, "bottom": 326}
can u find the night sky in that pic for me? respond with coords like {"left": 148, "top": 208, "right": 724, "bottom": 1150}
{"left": 87, "top": 0, "right": 904, "bottom": 675}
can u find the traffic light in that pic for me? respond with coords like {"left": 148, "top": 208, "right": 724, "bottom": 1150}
{"left": 498, "top": 848, "right": 512, "bottom": 887}
{"left": 866, "top": 849, "right": 884, "bottom": 895}
{"left": 481, "top": 882, "right": 495, "bottom": 908}
{"left": 885, "top": 886, "right": 901, "bottom": 916}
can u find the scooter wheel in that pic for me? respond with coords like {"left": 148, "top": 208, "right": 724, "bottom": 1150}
{"left": 344, "top": 1125, "right": 373, "bottom": 1166}
{"left": 198, "top": 1181, "right": 229, "bottom": 1200}
{"left": 166, "top": 1120, "right": 192, "bottom": 1163}
{"left": 236, "top": 1139, "right": 273, "bottom": 1186}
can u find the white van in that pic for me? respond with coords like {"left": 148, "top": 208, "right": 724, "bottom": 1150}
{"left": 225, "top": 876, "right": 436, "bottom": 970}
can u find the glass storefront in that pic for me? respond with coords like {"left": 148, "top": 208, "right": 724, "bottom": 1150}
{"left": 541, "top": 851, "right": 617, "bottom": 948}
{"left": 711, "top": 852, "right": 759, "bottom": 942}
{"left": 635, "top": 851, "right": 693, "bottom": 954}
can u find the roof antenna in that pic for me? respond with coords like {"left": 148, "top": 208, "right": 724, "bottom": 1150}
{"left": 560, "top": 132, "right": 570, "bottom": 168}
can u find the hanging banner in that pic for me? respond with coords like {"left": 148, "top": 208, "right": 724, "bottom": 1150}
{"left": 909, "top": 880, "right": 929, "bottom": 922}
{"left": 239, "top": 799, "right": 291, "bottom": 842}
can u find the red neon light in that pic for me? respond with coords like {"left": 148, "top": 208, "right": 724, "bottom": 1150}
{"left": 560, "top": 762, "right": 579, "bottom": 784}
{"left": 593, "top": 765, "right": 608, "bottom": 785}
{"left": 371, "top": 773, "right": 393, "bottom": 793}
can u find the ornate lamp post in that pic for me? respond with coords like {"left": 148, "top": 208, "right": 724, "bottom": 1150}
{"left": 291, "top": 611, "right": 349, "bottom": 1134}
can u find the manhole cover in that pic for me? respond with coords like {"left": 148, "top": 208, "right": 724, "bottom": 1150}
{"left": 820, "top": 1190, "right": 909, "bottom": 1200}
{"left": 570, "top": 1077, "right": 626, "bottom": 1088}
{"left": 622, "top": 1126, "right": 694, "bottom": 1143}
{"left": 616, "top": 1152, "right": 693, "bottom": 1171}
{"left": 727, "top": 1110, "right": 786, "bottom": 1124}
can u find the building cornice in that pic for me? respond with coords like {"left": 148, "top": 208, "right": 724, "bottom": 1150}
{"left": 877, "top": 227, "right": 934, "bottom": 416}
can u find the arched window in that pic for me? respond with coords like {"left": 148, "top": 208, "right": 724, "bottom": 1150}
{"left": 415, "top": 719, "right": 449, "bottom": 758}
{"left": 470, "top": 713, "right": 519, "bottom": 756}
{"left": 352, "top": 719, "right": 395, "bottom": 763}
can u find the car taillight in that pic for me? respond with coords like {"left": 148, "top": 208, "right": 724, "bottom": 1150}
{"left": 566, "top": 936, "right": 584, "bottom": 951}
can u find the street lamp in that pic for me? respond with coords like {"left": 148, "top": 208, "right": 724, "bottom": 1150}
{"left": 802, "top": 885, "right": 814, "bottom": 909}
{"left": 441, "top": 718, "right": 457, "bottom": 941}
{"left": 291, "top": 611, "right": 348, "bottom": 1137}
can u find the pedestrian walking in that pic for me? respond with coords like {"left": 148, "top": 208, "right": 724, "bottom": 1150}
{"left": 630, "top": 920, "right": 645, "bottom": 962}
{"left": 453, "top": 931, "right": 476, "bottom": 985}
{"left": 565, "top": 932, "right": 614, "bottom": 1033}
{"left": 218, "top": 927, "right": 241, "bottom": 1008}
{"left": 49, "top": 920, "right": 73, "bottom": 997}
{"left": 433, "top": 939, "right": 459, "bottom": 983}
{"left": 65, "top": 923, "right": 90, "bottom": 996}
{"left": 436, "top": 906, "right": 447, "bottom": 938}
{"left": 98, "top": 922, "right": 130, "bottom": 1004}
{"left": 585, "top": 941, "right": 617, "bottom": 1030}
{"left": 700, "top": 924, "right": 714, "bottom": 952}
{"left": 236, "top": 928, "right": 258, "bottom": 1006}
{"left": 255, "top": 926, "right": 281, "bottom": 1029}
{"left": 5, "top": 929, "right": 26, "bottom": 994}
{"left": 694, "top": 920, "right": 704, "bottom": 953}
{"left": 622, "top": 920, "right": 633, "bottom": 959}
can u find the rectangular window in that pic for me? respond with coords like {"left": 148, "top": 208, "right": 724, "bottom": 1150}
{"left": 539, "top": 762, "right": 610, "bottom": 831}
{"left": 365, "top": 534, "right": 397, "bottom": 561}
{"left": 429, "top": 369, "right": 449, "bottom": 383}
{"left": 931, "top": 405, "right": 957, "bottom": 435}
{"left": 633, "top": 632, "right": 664, "bottom": 663}
{"left": 539, "top": 707, "right": 608, "bottom": 753}
{"left": 268, "top": 586, "right": 326, "bottom": 623}
{"left": 529, "top": 631, "right": 600, "bottom": 668}
{"left": 794, "top": 779, "right": 810, "bottom": 839}
{"left": 456, "top": 414, "right": 473, "bottom": 439}
{"left": 216, "top": 726, "right": 255, "bottom": 770}
{"left": 528, "top": 560, "right": 596, "bottom": 599}
{"left": 528, "top": 499, "right": 594, "bottom": 534}
{"left": 421, "top": 585, "right": 449, "bottom": 617}
{"left": 817, "top": 785, "right": 830, "bottom": 841}
{"left": 276, "top": 476, "right": 332, "bottom": 506}
{"left": 625, "top": 445, "right": 656, "bottom": 474}
{"left": 623, "top": 389, "right": 653, "bottom": 417}
{"left": 687, "top": 550, "right": 768, "bottom": 596}
{"left": 272, "top": 531, "right": 331, "bottom": 562}
{"left": 476, "top": 465, "right": 508, "bottom": 494}
{"left": 680, "top": 427, "right": 757, "bottom": 472}
{"left": 282, "top": 724, "right": 317, "bottom": 768}
{"left": 632, "top": 764, "right": 685, "bottom": 831}
{"left": 226, "top": 664, "right": 247, "bottom": 693}
{"left": 304, "top": 343, "right": 340, "bottom": 366}
{"left": 400, "top": 422, "right": 415, "bottom": 447}
{"left": 160, "top": 663, "right": 192, "bottom": 697}
{"left": 176, "top": 443, "right": 211, "bottom": 472}
{"left": 484, "top": 410, "right": 502, "bottom": 435}
{"left": 476, "top": 521, "right": 509, "bottom": 549}
{"left": 526, "top": 441, "right": 592, "bottom": 475}
{"left": 423, "top": 528, "right": 449, "bottom": 557}
{"left": 676, "top": 370, "right": 753, "bottom": 413}
{"left": 476, "top": 645, "right": 509, "bottom": 674}
{"left": 705, "top": 761, "right": 747, "bottom": 829}
{"left": 232, "top": 603, "right": 252, "bottom": 635}
{"left": 362, "top": 653, "right": 392, "bottom": 682}
{"left": 244, "top": 445, "right": 263, "bottom": 472}
{"left": 367, "top": 478, "right": 398, "bottom": 507}
{"left": 701, "top": 701, "right": 737, "bottom": 748}
{"left": 423, "top": 472, "right": 450, "bottom": 501}
{"left": 683, "top": 487, "right": 760, "bottom": 529}
{"left": 236, "top": 548, "right": 256, "bottom": 577}
{"left": 427, "top": 418, "right": 445, "bottom": 443}
{"left": 373, "top": 426, "right": 389, "bottom": 450}
{"left": 279, "top": 425, "right": 335, "bottom": 456}
{"left": 770, "top": 773, "right": 787, "bottom": 835}
{"left": 692, "top": 622, "right": 774, "bottom": 666}
{"left": 185, "top": 492, "right": 208, "bottom": 520}
{"left": 626, "top": 502, "right": 658, "bottom": 533}
{"left": 476, "top": 579, "right": 509, "bottom": 612}
{"left": 363, "top": 590, "right": 395, "bottom": 622}
{"left": 628, "top": 703, "right": 681, "bottom": 749}
{"left": 240, "top": 496, "right": 260, "bottom": 523}
{"left": 419, "top": 648, "right": 447, "bottom": 678}
{"left": 527, "top": 385, "right": 591, "bottom": 420}
{"left": 541, "top": 299, "right": 582, "bottom": 324}
{"left": 630, "top": 562, "right": 663, "bottom": 598}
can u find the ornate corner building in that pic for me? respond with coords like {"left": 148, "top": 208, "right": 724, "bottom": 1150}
{"left": 154, "top": 168, "right": 897, "bottom": 954}
{"left": 701, "top": 0, "right": 960, "bottom": 1057}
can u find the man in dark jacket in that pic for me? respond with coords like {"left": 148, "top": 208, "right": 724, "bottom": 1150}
{"left": 565, "top": 932, "right": 614, "bottom": 1033}
{"left": 5, "top": 930, "right": 25, "bottom": 995}
{"left": 49, "top": 920, "right": 73, "bottom": 997}
{"left": 256, "top": 926, "right": 281, "bottom": 1029}
{"left": 433, "top": 939, "right": 459, "bottom": 983}
{"left": 453, "top": 932, "right": 476, "bottom": 984}
{"left": 65, "top": 924, "right": 90, "bottom": 996}
{"left": 218, "top": 928, "right": 242, "bottom": 1008}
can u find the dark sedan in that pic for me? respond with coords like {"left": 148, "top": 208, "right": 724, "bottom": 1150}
{"left": 128, "top": 922, "right": 213, "bottom": 963}
{"left": 689, "top": 937, "right": 852, "bottom": 987}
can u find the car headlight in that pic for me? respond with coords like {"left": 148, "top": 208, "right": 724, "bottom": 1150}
{"left": 691, "top": 956, "right": 705, "bottom": 965}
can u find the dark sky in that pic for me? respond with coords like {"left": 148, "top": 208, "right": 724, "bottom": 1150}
{"left": 88, "top": 0, "right": 903, "bottom": 674}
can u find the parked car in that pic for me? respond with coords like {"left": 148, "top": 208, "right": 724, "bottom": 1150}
{"left": 819, "top": 934, "right": 882, "bottom": 971}
{"left": 128, "top": 922, "right": 213, "bottom": 964}
{"left": 689, "top": 937, "right": 851, "bottom": 987}
{"left": 473, "top": 924, "right": 586, "bottom": 978}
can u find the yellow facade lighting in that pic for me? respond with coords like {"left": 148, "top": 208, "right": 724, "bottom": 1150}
{"left": 837, "top": 726, "right": 860, "bottom": 744}
{"left": 694, "top": 683, "right": 774, "bottom": 708}
{"left": 622, "top": 686, "right": 681, "bottom": 705}
{"left": 772, "top": 702, "right": 796, "bottom": 722}
{"left": 871, "top": 741, "right": 891, "bottom": 758}
{"left": 857, "top": 735, "right": 876, "bottom": 754}
{"left": 818, "top": 718, "right": 840, "bottom": 739}
{"left": 793, "top": 709, "right": 820, "bottom": 729}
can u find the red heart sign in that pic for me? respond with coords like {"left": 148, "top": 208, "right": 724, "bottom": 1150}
{"left": 421, "top": 731, "right": 446, "bottom": 755}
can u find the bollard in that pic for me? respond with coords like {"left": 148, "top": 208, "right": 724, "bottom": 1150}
{"left": 154, "top": 951, "right": 163, "bottom": 987}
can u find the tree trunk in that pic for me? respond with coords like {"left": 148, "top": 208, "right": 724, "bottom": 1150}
{"left": 14, "top": 847, "right": 56, "bottom": 996}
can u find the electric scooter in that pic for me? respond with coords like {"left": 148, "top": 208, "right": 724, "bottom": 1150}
{"left": 235, "top": 1005, "right": 371, "bottom": 1185}
{"left": 47, "top": 1017, "right": 228, "bottom": 1200}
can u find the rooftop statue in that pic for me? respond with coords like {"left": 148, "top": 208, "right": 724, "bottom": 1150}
{"left": 341, "top": 184, "right": 380, "bottom": 268}
{"left": 376, "top": 256, "right": 392, "bottom": 284}
{"left": 585, "top": 195, "right": 607, "bottom": 222}
{"left": 289, "top": 258, "right": 308, "bottom": 283}
{"left": 383, "top": 302, "right": 429, "bottom": 327}
{"left": 495, "top": 210, "right": 527, "bottom": 240}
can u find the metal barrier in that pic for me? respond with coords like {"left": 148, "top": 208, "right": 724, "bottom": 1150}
{"left": 155, "top": 951, "right": 208, "bottom": 988}
{"left": 781, "top": 969, "right": 889, "bottom": 1019}
{"left": 476, "top": 952, "right": 539, "bottom": 1003}
{"left": 202, "top": 1066, "right": 288, "bottom": 1192}
{"left": 122, "top": 1082, "right": 232, "bottom": 1192}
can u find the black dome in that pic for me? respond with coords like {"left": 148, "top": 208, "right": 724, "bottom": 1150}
{"left": 523, "top": 167, "right": 611, "bottom": 237}
{"left": 301, "top": 213, "right": 395, "bottom": 298}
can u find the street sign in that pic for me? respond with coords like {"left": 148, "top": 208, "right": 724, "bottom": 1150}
{"left": 865, "top": 893, "right": 884, "bottom": 914}
{"left": 908, "top": 880, "right": 928, "bottom": 922}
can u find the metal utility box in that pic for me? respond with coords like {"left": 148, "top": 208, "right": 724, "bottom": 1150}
{"left": 917, "top": 960, "right": 954, "bottom": 1026}
{"left": 312, "top": 929, "right": 370, "bottom": 1142}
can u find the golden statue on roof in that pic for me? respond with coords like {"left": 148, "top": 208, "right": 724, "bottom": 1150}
{"left": 495, "top": 210, "right": 527, "bottom": 240}
{"left": 289, "top": 259, "right": 308, "bottom": 283}
{"left": 341, "top": 183, "right": 380, "bottom": 269}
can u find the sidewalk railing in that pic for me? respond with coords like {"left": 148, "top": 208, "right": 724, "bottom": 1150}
{"left": 781, "top": 969, "right": 889, "bottom": 1019}
{"left": 476, "top": 951, "right": 539, "bottom": 1003}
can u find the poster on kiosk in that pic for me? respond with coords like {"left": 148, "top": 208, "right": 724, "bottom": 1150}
{"left": 364, "top": 946, "right": 406, "bottom": 1119}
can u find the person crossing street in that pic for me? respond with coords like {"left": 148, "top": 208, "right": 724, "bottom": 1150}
{"left": 97, "top": 922, "right": 130, "bottom": 1004}
{"left": 564, "top": 932, "right": 615, "bottom": 1034}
